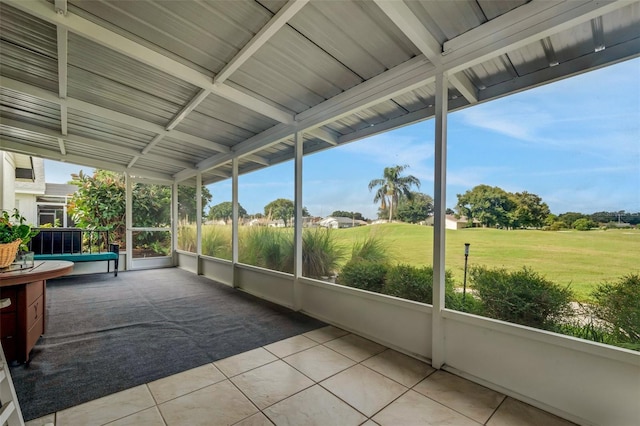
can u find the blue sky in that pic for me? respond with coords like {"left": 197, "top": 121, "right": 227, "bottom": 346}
{"left": 45, "top": 58, "right": 639, "bottom": 219}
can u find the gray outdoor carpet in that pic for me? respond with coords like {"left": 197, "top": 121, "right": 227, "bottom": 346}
{"left": 9, "top": 268, "right": 325, "bottom": 421}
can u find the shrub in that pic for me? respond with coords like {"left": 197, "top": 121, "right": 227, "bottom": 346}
{"left": 384, "top": 264, "right": 435, "bottom": 303}
{"left": 338, "top": 260, "right": 388, "bottom": 293}
{"left": 202, "top": 225, "right": 231, "bottom": 260}
{"left": 281, "top": 228, "right": 345, "bottom": 278}
{"left": 301, "top": 228, "right": 344, "bottom": 278}
{"left": 177, "top": 224, "right": 196, "bottom": 252}
{"left": 572, "top": 218, "right": 596, "bottom": 231}
{"left": 239, "top": 227, "right": 292, "bottom": 272}
{"left": 384, "top": 264, "right": 466, "bottom": 308}
{"left": 470, "top": 266, "right": 574, "bottom": 330}
{"left": 590, "top": 274, "right": 640, "bottom": 343}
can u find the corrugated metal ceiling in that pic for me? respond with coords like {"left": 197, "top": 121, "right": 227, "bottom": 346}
{"left": 0, "top": 0, "right": 638, "bottom": 185}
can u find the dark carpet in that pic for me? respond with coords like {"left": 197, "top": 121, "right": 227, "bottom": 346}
{"left": 9, "top": 268, "right": 325, "bottom": 421}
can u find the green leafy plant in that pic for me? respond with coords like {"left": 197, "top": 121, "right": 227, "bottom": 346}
{"left": 0, "top": 209, "right": 39, "bottom": 251}
{"left": 470, "top": 266, "right": 574, "bottom": 330}
{"left": 338, "top": 260, "right": 388, "bottom": 293}
{"left": 299, "top": 228, "right": 344, "bottom": 278}
{"left": 590, "top": 274, "right": 640, "bottom": 343}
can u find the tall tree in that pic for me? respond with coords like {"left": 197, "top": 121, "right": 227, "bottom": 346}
{"left": 456, "top": 184, "right": 515, "bottom": 228}
{"left": 368, "top": 165, "right": 421, "bottom": 221}
{"left": 331, "top": 211, "right": 366, "bottom": 221}
{"left": 177, "top": 185, "right": 213, "bottom": 223}
{"left": 264, "top": 199, "right": 309, "bottom": 227}
{"left": 68, "top": 170, "right": 126, "bottom": 242}
{"left": 208, "top": 201, "right": 247, "bottom": 224}
{"left": 396, "top": 192, "right": 433, "bottom": 223}
{"left": 509, "top": 191, "right": 550, "bottom": 228}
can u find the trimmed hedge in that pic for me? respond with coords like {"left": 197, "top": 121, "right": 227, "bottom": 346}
{"left": 469, "top": 266, "right": 573, "bottom": 330}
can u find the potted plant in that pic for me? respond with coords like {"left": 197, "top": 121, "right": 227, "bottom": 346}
{"left": 0, "top": 208, "right": 39, "bottom": 268}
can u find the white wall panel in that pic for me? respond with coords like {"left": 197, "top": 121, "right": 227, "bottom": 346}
{"left": 236, "top": 264, "right": 294, "bottom": 309}
{"left": 443, "top": 311, "right": 640, "bottom": 426}
{"left": 301, "top": 279, "right": 432, "bottom": 361}
{"left": 200, "top": 256, "right": 233, "bottom": 287}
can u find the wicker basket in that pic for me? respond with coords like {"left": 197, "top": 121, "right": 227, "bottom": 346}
{"left": 0, "top": 239, "right": 21, "bottom": 268}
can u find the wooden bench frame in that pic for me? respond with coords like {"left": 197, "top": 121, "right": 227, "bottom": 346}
{"left": 28, "top": 228, "right": 120, "bottom": 277}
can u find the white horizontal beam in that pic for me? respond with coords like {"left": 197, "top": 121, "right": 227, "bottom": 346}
{"left": 177, "top": 55, "right": 436, "bottom": 180}
{"left": 214, "top": 0, "right": 309, "bottom": 85}
{"left": 338, "top": 96, "right": 469, "bottom": 146}
{"left": 57, "top": 137, "right": 66, "bottom": 155}
{"left": 306, "top": 127, "right": 339, "bottom": 146}
{"left": 0, "top": 118, "right": 196, "bottom": 170}
{"left": 442, "top": 0, "right": 632, "bottom": 74}
{"left": 5, "top": 0, "right": 295, "bottom": 124}
{"left": 373, "top": 0, "right": 442, "bottom": 62}
{"left": 0, "top": 139, "right": 174, "bottom": 182}
{"left": 480, "top": 37, "right": 640, "bottom": 101}
{"left": 0, "top": 77, "right": 230, "bottom": 153}
{"left": 165, "top": 89, "right": 211, "bottom": 131}
{"left": 244, "top": 154, "right": 270, "bottom": 166}
{"left": 449, "top": 72, "right": 478, "bottom": 104}
{"left": 374, "top": 0, "right": 481, "bottom": 104}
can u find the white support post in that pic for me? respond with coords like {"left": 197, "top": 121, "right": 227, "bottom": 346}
{"left": 196, "top": 173, "right": 202, "bottom": 266}
{"left": 432, "top": 72, "right": 448, "bottom": 369}
{"left": 125, "top": 172, "right": 133, "bottom": 271}
{"left": 293, "top": 131, "right": 304, "bottom": 311}
{"left": 172, "top": 181, "right": 179, "bottom": 266}
{"left": 231, "top": 159, "right": 239, "bottom": 288}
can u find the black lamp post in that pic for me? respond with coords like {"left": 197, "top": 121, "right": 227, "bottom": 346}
{"left": 463, "top": 243, "right": 470, "bottom": 306}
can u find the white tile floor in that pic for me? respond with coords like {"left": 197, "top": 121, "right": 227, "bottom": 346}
{"left": 24, "top": 326, "right": 576, "bottom": 426}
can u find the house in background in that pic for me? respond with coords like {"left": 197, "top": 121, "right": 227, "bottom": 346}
{"left": 424, "top": 214, "right": 481, "bottom": 230}
{"left": 0, "top": 151, "right": 76, "bottom": 226}
{"left": 319, "top": 216, "right": 367, "bottom": 229}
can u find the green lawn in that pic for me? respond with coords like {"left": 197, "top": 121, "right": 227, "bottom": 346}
{"left": 332, "top": 223, "right": 640, "bottom": 301}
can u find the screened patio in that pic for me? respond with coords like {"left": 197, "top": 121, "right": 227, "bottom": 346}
{"left": 1, "top": 1, "right": 639, "bottom": 425}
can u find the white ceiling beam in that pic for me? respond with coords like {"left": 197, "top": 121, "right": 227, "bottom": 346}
{"left": 449, "top": 72, "right": 478, "bottom": 104}
{"left": 214, "top": 0, "right": 309, "bottom": 85}
{"left": 373, "top": 0, "right": 476, "bottom": 104}
{"left": 306, "top": 127, "right": 339, "bottom": 146}
{"left": 165, "top": 89, "right": 211, "bottom": 131}
{"left": 175, "top": 55, "right": 435, "bottom": 180}
{"left": 53, "top": 0, "right": 66, "bottom": 15}
{"left": 338, "top": 97, "right": 469, "bottom": 146}
{"left": 5, "top": 0, "right": 295, "bottom": 125}
{"left": 373, "top": 0, "right": 442, "bottom": 62}
{"left": 295, "top": 55, "right": 435, "bottom": 129}
{"left": 57, "top": 137, "right": 66, "bottom": 155}
{"left": 141, "top": 134, "right": 165, "bottom": 155}
{"left": 244, "top": 154, "right": 270, "bottom": 166}
{"left": 206, "top": 169, "right": 231, "bottom": 179}
{"left": 0, "top": 139, "right": 174, "bottom": 182}
{"left": 442, "top": 0, "right": 632, "bottom": 74}
{"left": 56, "top": 26, "right": 67, "bottom": 99}
{"left": 0, "top": 118, "right": 196, "bottom": 170}
{"left": 480, "top": 37, "right": 640, "bottom": 101}
{"left": 0, "top": 77, "right": 230, "bottom": 153}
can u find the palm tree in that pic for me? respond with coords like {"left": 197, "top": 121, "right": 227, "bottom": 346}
{"left": 368, "top": 165, "right": 421, "bottom": 221}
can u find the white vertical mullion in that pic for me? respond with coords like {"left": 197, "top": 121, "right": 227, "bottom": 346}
{"left": 172, "top": 181, "right": 179, "bottom": 266}
{"left": 196, "top": 173, "right": 202, "bottom": 262}
{"left": 293, "top": 131, "right": 303, "bottom": 311}
{"left": 232, "top": 159, "right": 239, "bottom": 287}
{"left": 432, "top": 72, "right": 448, "bottom": 369}
{"left": 125, "top": 173, "right": 133, "bottom": 271}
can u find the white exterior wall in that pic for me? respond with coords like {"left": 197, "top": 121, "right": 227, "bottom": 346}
{"left": 1, "top": 152, "right": 16, "bottom": 212}
{"left": 14, "top": 194, "right": 37, "bottom": 224}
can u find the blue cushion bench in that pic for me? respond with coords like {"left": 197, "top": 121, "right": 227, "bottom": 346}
{"left": 29, "top": 228, "right": 120, "bottom": 277}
